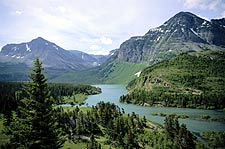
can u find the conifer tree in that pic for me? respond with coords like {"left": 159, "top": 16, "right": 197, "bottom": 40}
{"left": 7, "top": 58, "right": 64, "bottom": 148}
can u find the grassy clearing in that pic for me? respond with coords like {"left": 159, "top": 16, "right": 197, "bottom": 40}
{"left": 102, "top": 61, "right": 148, "bottom": 84}
{"left": 60, "top": 106, "right": 92, "bottom": 113}
{"left": 63, "top": 93, "right": 87, "bottom": 105}
{"left": 52, "top": 61, "right": 148, "bottom": 84}
{"left": 61, "top": 141, "right": 86, "bottom": 149}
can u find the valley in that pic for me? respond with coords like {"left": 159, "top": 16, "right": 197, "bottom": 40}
{"left": 0, "top": 11, "right": 225, "bottom": 148}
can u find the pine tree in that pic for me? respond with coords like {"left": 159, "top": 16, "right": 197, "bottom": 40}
{"left": 178, "top": 124, "right": 195, "bottom": 149}
{"left": 7, "top": 58, "right": 64, "bottom": 148}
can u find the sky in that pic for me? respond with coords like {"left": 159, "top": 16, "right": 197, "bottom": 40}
{"left": 0, "top": 0, "right": 225, "bottom": 55}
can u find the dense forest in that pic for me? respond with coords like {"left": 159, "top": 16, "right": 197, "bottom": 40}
{"left": 0, "top": 57, "right": 225, "bottom": 148}
{"left": 120, "top": 50, "right": 225, "bottom": 109}
{"left": 0, "top": 81, "right": 101, "bottom": 123}
{"left": 0, "top": 58, "right": 195, "bottom": 148}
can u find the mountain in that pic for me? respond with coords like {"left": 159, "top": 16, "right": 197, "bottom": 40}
{"left": 51, "top": 60, "right": 147, "bottom": 84}
{"left": 120, "top": 50, "right": 225, "bottom": 109}
{"left": 0, "top": 37, "right": 96, "bottom": 71}
{"left": 50, "top": 12, "right": 225, "bottom": 84}
{"left": 1, "top": 12, "right": 225, "bottom": 83}
{"left": 68, "top": 50, "right": 110, "bottom": 66}
{"left": 114, "top": 12, "right": 225, "bottom": 64}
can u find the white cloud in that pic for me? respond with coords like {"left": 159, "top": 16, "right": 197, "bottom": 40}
{"left": 100, "top": 36, "right": 112, "bottom": 45}
{"left": 90, "top": 45, "right": 101, "bottom": 50}
{"left": 89, "top": 45, "right": 109, "bottom": 55}
{"left": 183, "top": 0, "right": 203, "bottom": 9}
{"left": 15, "top": 10, "right": 22, "bottom": 15}
{"left": 89, "top": 49, "right": 109, "bottom": 55}
{"left": 57, "top": 6, "right": 66, "bottom": 13}
{"left": 182, "top": 0, "right": 220, "bottom": 10}
{"left": 208, "top": 1, "right": 218, "bottom": 10}
{"left": 1, "top": 0, "right": 225, "bottom": 54}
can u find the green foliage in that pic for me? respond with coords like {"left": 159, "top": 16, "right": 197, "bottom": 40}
{"left": 197, "top": 131, "right": 225, "bottom": 148}
{"left": 122, "top": 50, "right": 225, "bottom": 109}
{"left": 0, "top": 82, "right": 101, "bottom": 117}
{"left": 55, "top": 102, "right": 145, "bottom": 148}
{"left": 151, "top": 112, "right": 189, "bottom": 119}
{"left": 138, "top": 114, "right": 195, "bottom": 149}
{"left": 62, "top": 93, "right": 87, "bottom": 105}
{"left": 5, "top": 58, "right": 65, "bottom": 148}
{"left": 86, "top": 134, "right": 101, "bottom": 149}
{"left": 164, "top": 114, "right": 195, "bottom": 149}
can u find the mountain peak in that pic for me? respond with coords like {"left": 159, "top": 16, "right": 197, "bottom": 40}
{"left": 166, "top": 11, "right": 204, "bottom": 25}
{"left": 174, "top": 11, "right": 197, "bottom": 18}
{"left": 31, "top": 37, "right": 49, "bottom": 43}
{"left": 116, "top": 11, "right": 225, "bottom": 64}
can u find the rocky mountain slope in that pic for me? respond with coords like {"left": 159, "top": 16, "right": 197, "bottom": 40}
{"left": 0, "top": 37, "right": 112, "bottom": 81}
{"left": 114, "top": 12, "right": 225, "bottom": 64}
{"left": 0, "top": 37, "right": 98, "bottom": 71}
{"left": 1, "top": 11, "right": 225, "bottom": 83}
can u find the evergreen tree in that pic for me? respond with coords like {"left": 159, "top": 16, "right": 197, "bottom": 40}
{"left": 87, "top": 134, "right": 100, "bottom": 149}
{"left": 6, "top": 58, "right": 64, "bottom": 148}
{"left": 178, "top": 124, "right": 195, "bottom": 149}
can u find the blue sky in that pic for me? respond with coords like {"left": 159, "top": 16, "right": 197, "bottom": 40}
{"left": 0, "top": 0, "right": 224, "bottom": 55}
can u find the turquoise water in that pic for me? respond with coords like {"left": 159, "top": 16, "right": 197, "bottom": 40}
{"left": 84, "top": 84, "right": 225, "bottom": 133}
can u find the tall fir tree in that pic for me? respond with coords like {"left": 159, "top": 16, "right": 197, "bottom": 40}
{"left": 6, "top": 58, "right": 64, "bottom": 148}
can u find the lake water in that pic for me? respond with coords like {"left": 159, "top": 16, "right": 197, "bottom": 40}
{"left": 84, "top": 85, "right": 225, "bottom": 133}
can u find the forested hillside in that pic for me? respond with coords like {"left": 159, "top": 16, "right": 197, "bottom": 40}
{"left": 120, "top": 50, "right": 225, "bottom": 109}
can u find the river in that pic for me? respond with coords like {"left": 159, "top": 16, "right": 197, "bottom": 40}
{"left": 84, "top": 85, "right": 225, "bottom": 133}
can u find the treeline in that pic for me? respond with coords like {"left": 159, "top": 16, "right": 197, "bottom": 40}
{"left": 55, "top": 101, "right": 145, "bottom": 148}
{"left": 54, "top": 102, "right": 197, "bottom": 149}
{"left": 120, "top": 88, "right": 225, "bottom": 109}
{"left": 48, "top": 83, "right": 101, "bottom": 100}
{"left": 0, "top": 81, "right": 101, "bottom": 123}
{"left": 122, "top": 51, "right": 225, "bottom": 109}
{"left": 0, "top": 82, "right": 101, "bottom": 102}
{"left": 198, "top": 131, "right": 225, "bottom": 148}
{"left": 139, "top": 114, "right": 195, "bottom": 149}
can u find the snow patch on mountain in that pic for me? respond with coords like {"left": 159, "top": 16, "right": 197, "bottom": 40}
{"left": 53, "top": 45, "right": 58, "bottom": 50}
{"left": 190, "top": 28, "right": 202, "bottom": 39}
{"left": 135, "top": 71, "right": 142, "bottom": 77}
{"left": 12, "top": 47, "right": 17, "bottom": 51}
{"left": 26, "top": 44, "right": 31, "bottom": 52}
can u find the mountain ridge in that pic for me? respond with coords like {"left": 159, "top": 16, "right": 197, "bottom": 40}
{"left": 114, "top": 11, "right": 225, "bottom": 64}
{"left": 1, "top": 11, "right": 225, "bottom": 83}
{"left": 0, "top": 37, "right": 105, "bottom": 70}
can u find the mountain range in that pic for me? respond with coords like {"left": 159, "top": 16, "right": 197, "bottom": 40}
{"left": 0, "top": 37, "right": 109, "bottom": 70}
{"left": 0, "top": 11, "right": 224, "bottom": 83}
{"left": 0, "top": 37, "right": 110, "bottom": 81}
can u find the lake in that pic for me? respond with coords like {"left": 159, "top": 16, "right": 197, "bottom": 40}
{"left": 85, "top": 84, "right": 225, "bottom": 133}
